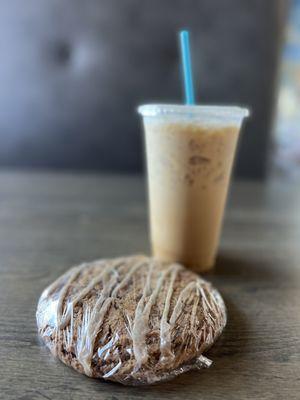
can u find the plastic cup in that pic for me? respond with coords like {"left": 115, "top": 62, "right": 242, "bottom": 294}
{"left": 138, "top": 104, "right": 249, "bottom": 272}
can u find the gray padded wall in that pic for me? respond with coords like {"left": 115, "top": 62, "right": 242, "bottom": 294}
{"left": 0, "top": 0, "right": 287, "bottom": 178}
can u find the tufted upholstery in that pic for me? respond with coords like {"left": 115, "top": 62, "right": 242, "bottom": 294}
{"left": 0, "top": 0, "right": 287, "bottom": 178}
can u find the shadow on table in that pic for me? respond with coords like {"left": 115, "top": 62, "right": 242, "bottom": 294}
{"left": 208, "top": 252, "right": 285, "bottom": 284}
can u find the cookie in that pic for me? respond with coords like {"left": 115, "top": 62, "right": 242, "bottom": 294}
{"left": 36, "top": 255, "right": 226, "bottom": 385}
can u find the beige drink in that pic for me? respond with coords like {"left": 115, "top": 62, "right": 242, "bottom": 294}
{"left": 138, "top": 104, "right": 249, "bottom": 272}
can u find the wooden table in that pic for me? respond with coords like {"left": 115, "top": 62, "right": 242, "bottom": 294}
{"left": 1, "top": 171, "right": 299, "bottom": 400}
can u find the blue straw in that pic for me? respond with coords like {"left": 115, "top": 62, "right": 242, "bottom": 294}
{"left": 179, "top": 30, "right": 195, "bottom": 105}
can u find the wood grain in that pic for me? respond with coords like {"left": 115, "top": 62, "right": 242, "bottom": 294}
{"left": 0, "top": 171, "right": 299, "bottom": 400}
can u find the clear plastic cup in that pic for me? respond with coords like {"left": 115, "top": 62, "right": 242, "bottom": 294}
{"left": 138, "top": 104, "right": 249, "bottom": 272}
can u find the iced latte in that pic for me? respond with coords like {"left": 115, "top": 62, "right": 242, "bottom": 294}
{"left": 138, "top": 105, "right": 249, "bottom": 272}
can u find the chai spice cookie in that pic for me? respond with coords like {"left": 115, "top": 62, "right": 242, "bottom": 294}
{"left": 36, "top": 255, "right": 226, "bottom": 385}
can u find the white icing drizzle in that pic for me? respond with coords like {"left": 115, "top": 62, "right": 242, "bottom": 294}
{"left": 131, "top": 262, "right": 154, "bottom": 370}
{"left": 206, "top": 287, "right": 225, "bottom": 329}
{"left": 198, "top": 282, "right": 222, "bottom": 332}
{"left": 79, "top": 297, "right": 115, "bottom": 375}
{"left": 76, "top": 304, "right": 92, "bottom": 360}
{"left": 75, "top": 258, "right": 148, "bottom": 375}
{"left": 56, "top": 264, "right": 87, "bottom": 328}
{"left": 159, "top": 264, "right": 182, "bottom": 364}
{"left": 169, "top": 281, "right": 197, "bottom": 326}
{"left": 44, "top": 264, "right": 84, "bottom": 297}
{"left": 103, "top": 360, "right": 122, "bottom": 378}
{"left": 44, "top": 255, "right": 225, "bottom": 378}
{"left": 190, "top": 290, "right": 200, "bottom": 348}
{"left": 59, "top": 260, "right": 118, "bottom": 329}
{"left": 166, "top": 279, "right": 214, "bottom": 358}
{"left": 111, "top": 258, "right": 147, "bottom": 296}
{"left": 97, "top": 334, "right": 119, "bottom": 359}
{"left": 62, "top": 302, "right": 74, "bottom": 350}
{"left": 132, "top": 262, "right": 180, "bottom": 371}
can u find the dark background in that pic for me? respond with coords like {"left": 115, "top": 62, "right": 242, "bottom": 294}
{"left": 0, "top": 0, "right": 288, "bottom": 179}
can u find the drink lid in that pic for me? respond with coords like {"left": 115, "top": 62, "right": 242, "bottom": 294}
{"left": 138, "top": 104, "right": 250, "bottom": 125}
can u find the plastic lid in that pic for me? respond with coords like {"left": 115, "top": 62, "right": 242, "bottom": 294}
{"left": 138, "top": 104, "right": 250, "bottom": 125}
